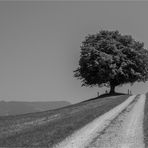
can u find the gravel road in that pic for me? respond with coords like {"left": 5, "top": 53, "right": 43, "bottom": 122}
{"left": 53, "top": 95, "right": 140, "bottom": 148}
{"left": 87, "top": 94, "right": 146, "bottom": 148}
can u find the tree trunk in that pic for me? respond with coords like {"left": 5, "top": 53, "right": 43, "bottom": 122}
{"left": 109, "top": 84, "right": 116, "bottom": 94}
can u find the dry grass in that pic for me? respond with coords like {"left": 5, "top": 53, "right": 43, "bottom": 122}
{"left": 0, "top": 95, "right": 129, "bottom": 147}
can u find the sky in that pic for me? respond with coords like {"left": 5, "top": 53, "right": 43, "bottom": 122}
{"left": 0, "top": 1, "right": 148, "bottom": 103}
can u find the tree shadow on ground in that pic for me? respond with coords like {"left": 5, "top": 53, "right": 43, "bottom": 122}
{"left": 83, "top": 92, "right": 128, "bottom": 103}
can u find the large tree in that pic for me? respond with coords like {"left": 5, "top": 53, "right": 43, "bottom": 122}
{"left": 74, "top": 30, "right": 148, "bottom": 94}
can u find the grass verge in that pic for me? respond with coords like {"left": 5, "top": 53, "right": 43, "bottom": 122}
{"left": 144, "top": 92, "right": 148, "bottom": 147}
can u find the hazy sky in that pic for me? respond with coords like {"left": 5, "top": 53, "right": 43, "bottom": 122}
{"left": 0, "top": 1, "right": 148, "bottom": 103}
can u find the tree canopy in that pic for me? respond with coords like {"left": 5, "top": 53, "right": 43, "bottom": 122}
{"left": 74, "top": 30, "right": 148, "bottom": 94}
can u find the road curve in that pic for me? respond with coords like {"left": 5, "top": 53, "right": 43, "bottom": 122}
{"left": 87, "top": 94, "right": 146, "bottom": 148}
{"left": 121, "top": 94, "right": 145, "bottom": 148}
{"left": 53, "top": 95, "right": 136, "bottom": 148}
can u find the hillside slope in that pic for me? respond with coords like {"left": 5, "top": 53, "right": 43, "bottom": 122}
{"left": 0, "top": 101, "right": 70, "bottom": 116}
{"left": 0, "top": 94, "right": 129, "bottom": 147}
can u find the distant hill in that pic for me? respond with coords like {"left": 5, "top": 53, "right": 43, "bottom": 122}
{"left": 0, "top": 100, "right": 71, "bottom": 116}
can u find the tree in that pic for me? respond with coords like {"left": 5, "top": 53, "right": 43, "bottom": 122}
{"left": 74, "top": 30, "right": 148, "bottom": 94}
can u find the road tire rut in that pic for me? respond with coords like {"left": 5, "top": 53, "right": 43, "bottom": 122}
{"left": 53, "top": 95, "right": 137, "bottom": 148}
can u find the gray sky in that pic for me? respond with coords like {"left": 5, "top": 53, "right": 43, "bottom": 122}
{"left": 0, "top": 1, "right": 148, "bottom": 103}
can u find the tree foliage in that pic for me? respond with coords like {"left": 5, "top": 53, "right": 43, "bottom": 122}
{"left": 74, "top": 30, "right": 148, "bottom": 93}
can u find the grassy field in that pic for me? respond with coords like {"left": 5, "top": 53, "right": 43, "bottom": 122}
{"left": 0, "top": 94, "right": 129, "bottom": 147}
{"left": 144, "top": 92, "right": 148, "bottom": 147}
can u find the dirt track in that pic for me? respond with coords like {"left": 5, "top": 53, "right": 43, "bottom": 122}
{"left": 87, "top": 94, "right": 146, "bottom": 148}
{"left": 54, "top": 94, "right": 146, "bottom": 148}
